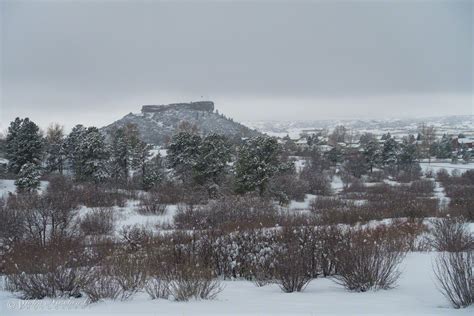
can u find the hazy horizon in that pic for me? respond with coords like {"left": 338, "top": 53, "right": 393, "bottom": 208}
{"left": 1, "top": 0, "right": 472, "bottom": 130}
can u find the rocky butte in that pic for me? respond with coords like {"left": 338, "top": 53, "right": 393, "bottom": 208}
{"left": 102, "top": 101, "right": 259, "bottom": 146}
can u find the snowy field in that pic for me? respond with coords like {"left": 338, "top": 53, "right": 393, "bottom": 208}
{"left": 0, "top": 252, "right": 472, "bottom": 316}
{"left": 0, "top": 179, "right": 49, "bottom": 197}
{"left": 420, "top": 162, "right": 474, "bottom": 175}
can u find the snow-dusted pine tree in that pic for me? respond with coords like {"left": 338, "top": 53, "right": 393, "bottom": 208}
{"left": 381, "top": 134, "right": 399, "bottom": 168}
{"left": 6, "top": 117, "right": 43, "bottom": 174}
{"left": 45, "top": 123, "right": 65, "bottom": 174}
{"left": 235, "top": 135, "right": 288, "bottom": 196}
{"left": 142, "top": 153, "right": 165, "bottom": 190}
{"left": 193, "top": 133, "right": 231, "bottom": 186}
{"left": 15, "top": 162, "right": 41, "bottom": 193}
{"left": 109, "top": 127, "right": 129, "bottom": 181}
{"left": 79, "top": 127, "right": 109, "bottom": 182}
{"left": 167, "top": 131, "right": 201, "bottom": 181}
{"left": 64, "top": 124, "right": 87, "bottom": 177}
{"left": 64, "top": 126, "right": 109, "bottom": 182}
{"left": 362, "top": 137, "right": 381, "bottom": 173}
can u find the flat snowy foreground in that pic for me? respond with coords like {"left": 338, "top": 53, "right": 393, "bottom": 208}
{"left": 1, "top": 253, "right": 472, "bottom": 316}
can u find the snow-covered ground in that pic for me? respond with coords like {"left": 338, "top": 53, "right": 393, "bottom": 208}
{"left": 420, "top": 162, "right": 474, "bottom": 175}
{"left": 1, "top": 252, "right": 471, "bottom": 316}
{"left": 0, "top": 179, "right": 49, "bottom": 197}
{"left": 331, "top": 174, "right": 344, "bottom": 194}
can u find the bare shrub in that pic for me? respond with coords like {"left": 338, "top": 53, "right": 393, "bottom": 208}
{"left": 315, "top": 225, "right": 345, "bottom": 277}
{"left": 119, "top": 225, "right": 154, "bottom": 252}
{"left": 4, "top": 238, "right": 89, "bottom": 299}
{"left": 268, "top": 173, "right": 309, "bottom": 205}
{"left": 410, "top": 179, "right": 435, "bottom": 195}
{"left": 108, "top": 254, "right": 147, "bottom": 300}
{"left": 137, "top": 192, "right": 167, "bottom": 215}
{"left": 166, "top": 264, "right": 223, "bottom": 301}
{"left": 80, "top": 208, "right": 115, "bottom": 236}
{"left": 174, "top": 195, "right": 279, "bottom": 231}
{"left": 273, "top": 243, "right": 313, "bottom": 293}
{"left": 300, "top": 168, "right": 332, "bottom": 196}
{"left": 82, "top": 270, "right": 121, "bottom": 303}
{"left": 333, "top": 228, "right": 406, "bottom": 292}
{"left": 76, "top": 183, "right": 126, "bottom": 208}
{"left": 430, "top": 217, "right": 473, "bottom": 252}
{"left": 425, "top": 168, "right": 435, "bottom": 178}
{"left": 434, "top": 251, "right": 473, "bottom": 308}
{"left": 145, "top": 277, "right": 170, "bottom": 300}
{"left": 367, "top": 170, "right": 385, "bottom": 182}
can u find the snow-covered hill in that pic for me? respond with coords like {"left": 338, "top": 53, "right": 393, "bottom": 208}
{"left": 102, "top": 101, "right": 260, "bottom": 145}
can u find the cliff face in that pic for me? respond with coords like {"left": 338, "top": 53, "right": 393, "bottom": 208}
{"left": 142, "top": 101, "right": 214, "bottom": 113}
{"left": 102, "top": 101, "right": 259, "bottom": 145}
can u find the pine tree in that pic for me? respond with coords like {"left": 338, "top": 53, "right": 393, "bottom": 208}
{"left": 193, "top": 134, "right": 231, "bottom": 186}
{"left": 167, "top": 131, "right": 202, "bottom": 181}
{"left": 109, "top": 127, "right": 129, "bottom": 181}
{"left": 381, "top": 135, "right": 399, "bottom": 168}
{"left": 235, "top": 136, "right": 289, "bottom": 196}
{"left": 109, "top": 124, "right": 151, "bottom": 182}
{"left": 461, "top": 145, "right": 471, "bottom": 163}
{"left": 436, "top": 134, "right": 453, "bottom": 159}
{"left": 362, "top": 138, "right": 381, "bottom": 173}
{"left": 45, "top": 123, "right": 65, "bottom": 174}
{"left": 65, "top": 126, "right": 109, "bottom": 182}
{"left": 142, "top": 154, "right": 165, "bottom": 190}
{"left": 79, "top": 127, "right": 109, "bottom": 182}
{"left": 64, "top": 124, "right": 87, "bottom": 177}
{"left": 399, "top": 135, "right": 418, "bottom": 170}
{"left": 6, "top": 117, "right": 43, "bottom": 174}
{"left": 15, "top": 162, "right": 41, "bottom": 193}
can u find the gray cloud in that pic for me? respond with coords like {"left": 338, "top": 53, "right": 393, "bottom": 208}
{"left": 1, "top": 0, "right": 472, "bottom": 129}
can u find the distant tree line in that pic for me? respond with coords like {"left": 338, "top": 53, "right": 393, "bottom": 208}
{"left": 2, "top": 118, "right": 295, "bottom": 200}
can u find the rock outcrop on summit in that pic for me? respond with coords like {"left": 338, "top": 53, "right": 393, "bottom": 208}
{"left": 102, "top": 101, "right": 260, "bottom": 145}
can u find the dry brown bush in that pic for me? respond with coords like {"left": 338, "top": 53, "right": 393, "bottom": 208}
{"left": 80, "top": 208, "right": 115, "bottom": 236}
{"left": 4, "top": 237, "right": 90, "bottom": 299}
{"left": 164, "top": 263, "right": 223, "bottom": 301}
{"left": 430, "top": 217, "right": 473, "bottom": 252}
{"left": 410, "top": 179, "right": 435, "bottom": 195}
{"left": 82, "top": 270, "right": 121, "bottom": 303}
{"left": 75, "top": 183, "right": 126, "bottom": 208}
{"left": 333, "top": 227, "right": 406, "bottom": 292}
{"left": 174, "top": 195, "right": 279, "bottom": 231}
{"left": 434, "top": 251, "right": 473, "bottom": 309}
{"left": 137, "top": 191, "right": 167, "bottom": 215}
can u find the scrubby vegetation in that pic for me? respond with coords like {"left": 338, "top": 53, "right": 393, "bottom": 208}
{"left": 0, "top": 117, "right": 473, "bottom": 310}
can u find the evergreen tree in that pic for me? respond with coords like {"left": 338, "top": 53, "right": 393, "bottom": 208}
{"left": 78, "top": 127, "right": 109, "bottom": 182}
{"left": 362, "top": 138, "right": 381, "bottom": 173}
{"left": 65, "top": 126, "right": 109, "bottom": 182}
{"left": 6, "top": 117, "right": 43, "bottom": 174}
{"left": 109, "top": 127, "right": 129, "bottom": 181}
{"left": 109, "top": 124, "right": 151, "bottom": 182}
{"left": 461, "top": 145, "right": 471, "bottom": 163}
{"left": 15, "top": 162, "right": 41, "bottom": 193}
{"left": 142, "top": 154, "right": 165, "bottom": 190}
{"left": 167, "top": 131, "right": 202, "bottom": 181}
{"left": 326, "top": 146, "right": 343, "bottom": 165}
{"left": 398, "top": 135, "right": 418, "bottom": 170}
{"left": 64, "top": 124, "right": 87, "bottom": 177}
{"left": 193, "top": 134, "right": 231, "bottom": 186}
{"left": 381, "top": 135, "right": 399, "bottom": 167}
{"left": 436, "top": 134, "right": 453, "bottom": 159}
{"left": 45, "top": 123, "right": 65, "bottom": 174}
{"left": 235, "top": 136, "right": 289, "bottom": 196}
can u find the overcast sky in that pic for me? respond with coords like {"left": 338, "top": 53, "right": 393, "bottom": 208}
{"left": 1, "top": 0, "right": 472, "bottom": 130}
